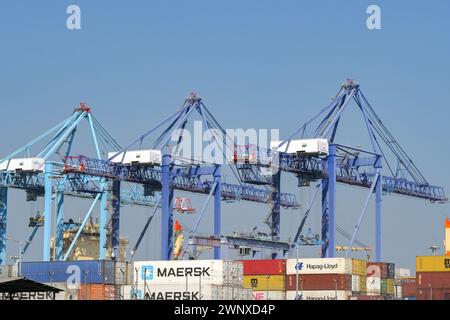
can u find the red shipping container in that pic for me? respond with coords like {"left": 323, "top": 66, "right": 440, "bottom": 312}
{"left": 402, "top": 282, "right": 417, "bottom": 298}
{"left": 367, "top": 262, "right": 388, "bottom": 278}
{"left": 416, "top": 272, "right": 450, "bottom": 289}
{"left": 241, "top": 259, "right": 286, "bottom": 275}
{"left": 79, "top": 284, "right": 116, "bottom": 300}
{"left": 285, "top": 274, "right": 352, "bottom": 291}
{"left": 417, "top": 288, "right": 450, "bottom": 300}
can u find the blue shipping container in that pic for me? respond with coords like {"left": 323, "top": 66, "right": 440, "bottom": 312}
{"left": 21, "top": 260, "right": 115, "bottom": 284}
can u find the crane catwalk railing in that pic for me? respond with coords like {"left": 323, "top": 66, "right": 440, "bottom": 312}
{"left": 0, "top": 171, "right": 158, "bottom": 207}
{"left": 234, "top": 149, "right": 446, "bottom": 202}
{"left": 63, "top": 156, "right": 299, "bottom": 208}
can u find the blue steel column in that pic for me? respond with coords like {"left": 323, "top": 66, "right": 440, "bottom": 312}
{"left": 213, "top": 165, "right": 222, "bottom": 259}
{"left": 99, "top": 180, "right": 108, "bottom": 260}
{"left": 43, "top": 162, "right": 53, "bottom": 261}
{"left": 55, "top": 185, "right": 64, "bottom": 261}
{"left": 111, "top": 180, "right": 121, "bottom": 258}
{"left": 327, "top": 144, "right": 337, "bottom": 258}
{"left": 161, "top": 154, "right": 172, "bottom": 260}
{"left": 375, "top": 163, "right": 383, "bottom": 262}
{"left": 271, "top": 170, "right": 281, "bottom": 259}
{"left": 321, "top": 178, "right": 329, "bottom": 258}
{"left": 0, "top": 188, "right": 8, "bottom": 265}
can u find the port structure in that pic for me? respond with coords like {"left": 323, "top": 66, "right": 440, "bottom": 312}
{"left": 0, "top": 104, "right": 160, "bottom": 264}
{"left": 234, "top": 80, "right": 447, "bottom": 261}
{"left": 61, "top": 93, "right": 300, "bottom": 260}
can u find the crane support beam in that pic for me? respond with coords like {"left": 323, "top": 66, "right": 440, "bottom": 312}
{"left": 42, "top": 162, "right": 53, "bottom": 261}
{"left": 0, "top": 188, "right": 7, "bottom": 265}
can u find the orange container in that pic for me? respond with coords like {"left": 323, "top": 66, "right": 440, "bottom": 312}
{"left": 78, "top": 284, "right": 116, "bottom": 300}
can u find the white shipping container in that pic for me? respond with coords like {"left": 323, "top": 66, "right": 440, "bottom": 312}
{"left": 366, "top": 276, "right": 381, "bottom": 294}
{"left": 122, "top": 284, "right": 248, "bottom": 300}
{"left": 395, "top": 284, "right": 403, "bottom": 300}
{"left": 108, "top": 150, "right": 162, "bottom": 166}
{"left": 133, "top": 260, "right": 243, "bottom": 286}
{"left": 270, "top": 139, "right": 329, "bottom": 156}
{"left": 286, "top": 258, "right": 353, "bottom": 275}
{"left": 252, "top": 291, "right": 286, "bottom": 301}
{"left": 395, "top": 268, "right": 411, "bottom": 279}
{"left": 0, "top": 265, "right": 18, "bottom": 278}
{"left": 0, "top": 158, "right": 45, "bottom": 172}
{"left": 286, "top": 290, "right": 351, "bottom": 301}
{"left": 352, "top": 275, "right": 360, "bottom": 292}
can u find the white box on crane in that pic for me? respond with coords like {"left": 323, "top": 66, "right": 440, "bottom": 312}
{"left": 270, "top": 139, "right": 329, "bottom": 156}
{"left": 0, "top": 158, "right": 45, "bottom": 172}
{"left": 108, "top": 150, "right": 162, "bottom": 166}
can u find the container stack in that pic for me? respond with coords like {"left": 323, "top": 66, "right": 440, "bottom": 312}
{"left": 241, "top": 259, "right": 286, "bottom": 300}
{"left": 285, "top": 258, "right": 354, "bottom": 300}
{"left": 20, "top": 260, "right": 133, "bottom": 300}
{"left": 416, "top": 256, "right": 450, "bottom": 300}
{"left": 124, "top": 260, "right": 249, "bottom": 300}
{"left": 398, "top": 277, "right": 416, "bottom": 300}
{"left": 366, "top": 262, "right": 395, "bottom": 299}
{"left": 394, "top": 268, "right": 411, "bottom": 300}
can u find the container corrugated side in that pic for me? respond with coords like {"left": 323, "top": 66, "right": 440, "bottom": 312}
{"left": 286, "top": 290, "right": 351, "bottom": 300}
{"left": 78, "top": 284, "right": 116, "bottom": 300}
{"left": 241, "top": 259, "right": 286, "bottom": 275}
{"left": 366, "top": 276, "right": 381, "bottom": 294}
{"left": 122, "top": 284, "right": 249, "bottom": 300}
{"left": 387, "top": 278, "right": 395, "bottom": 295}
{"left": 381, "top": 278, "right": 388, "bottom": 294}
{"left": 417, "top": 272, "right": 450, "bottom": 289}
{"left": 286, "top": 258, "right": 352, "bottom": 275}
{"left": 21, "top": 260, "right": 115, "bottom": 284}
{"left": 114, "top": 261, "right": 132, "bottom": 285}
{"left": 285, "top": 274, "right": 352, "bottom": 291}
{"left": 417, "top": 288, "right": 450, "bottom": 300}
{"left": 133, "top": 260, "right": 242, "bottom": 286}
{"left": 243, "top": 275, "right": 285, "bottom": 291}
{"left": 416, "top": 256, "right": 450, "bottom": 273}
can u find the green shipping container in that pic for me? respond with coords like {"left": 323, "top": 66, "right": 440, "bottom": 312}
{"left": 381, "top": 278, "right": 388, "bottom": 294}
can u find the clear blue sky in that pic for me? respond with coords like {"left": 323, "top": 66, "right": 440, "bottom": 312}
{"left": 1, "top": 1, "right": 449, "bottom": 272}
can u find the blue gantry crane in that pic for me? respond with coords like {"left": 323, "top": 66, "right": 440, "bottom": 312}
{"left": 0, "top": 103, "right": 159, "bottom": 264}
{"left": 62, "top": 93, "right": 300, "bottom": 260}
{"left": 235, "top": 79, "right": 446, "bottom": 261}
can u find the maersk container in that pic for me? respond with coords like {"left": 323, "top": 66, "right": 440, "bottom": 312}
{"left": 21, "top": 260, "right": 115, "bottom": 284}
{"left": 133, "top": 260, "right": 243, "bottom": 286}
{"left": 122, "top": 284, "right": 250, "bottom": 300}
{"left": 286, "top": 258, "right": 352, "bottom": 275}
{"left": 241, "top": 259, "right": 286, "bottom": 275}
{"left": 286, "top": 290, "right": 351, "bottom": 301}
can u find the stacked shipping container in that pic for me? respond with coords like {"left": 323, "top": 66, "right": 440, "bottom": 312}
{"left": 285, "top": 258, "right": 355, "bottom": 300}
{"left": 416, "top": 256, "right": 450, "bottom": 300}
{"left": 241, "top": 259, "right": 286, "bottom": 300}
{"left": 366, "top": 262, "right": 395, "bottom": 299}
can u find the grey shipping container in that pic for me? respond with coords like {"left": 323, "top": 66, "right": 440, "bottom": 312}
{"left": 114, "top": 262, "right": 132, "bottom": 285}
{"left": 21, "top": 260, "right": 115, "bottom": 284}
{"left": 387, "top": 263, "right": 395, "bottom": 279}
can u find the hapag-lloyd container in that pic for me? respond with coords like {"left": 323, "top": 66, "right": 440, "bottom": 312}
{"left": 241, "top": 259, "right": 286, "bottom": 275}
{"left": 122, "top": 284, "right": 252, "bottom": 300}
{"left": 133, "top": 260, "right": 243, "bottom": 286}
{"left": 285, "top": 274, "right": 352, "bottom": 291}
{"left": 286, "top": 258, "right": 352, "bottom": 275}
{"left": 252, "top": 291, "right": 286, "bottom": 300}
{"left": 286, "top": 290, "right": 351, "bottom": 300}
{"left": 21, "top": 260, "right": 115, "bottom": 284}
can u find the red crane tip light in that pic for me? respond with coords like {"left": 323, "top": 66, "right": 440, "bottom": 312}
{"left": 75, "top": 102, "right": 91, "bottom": 113}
